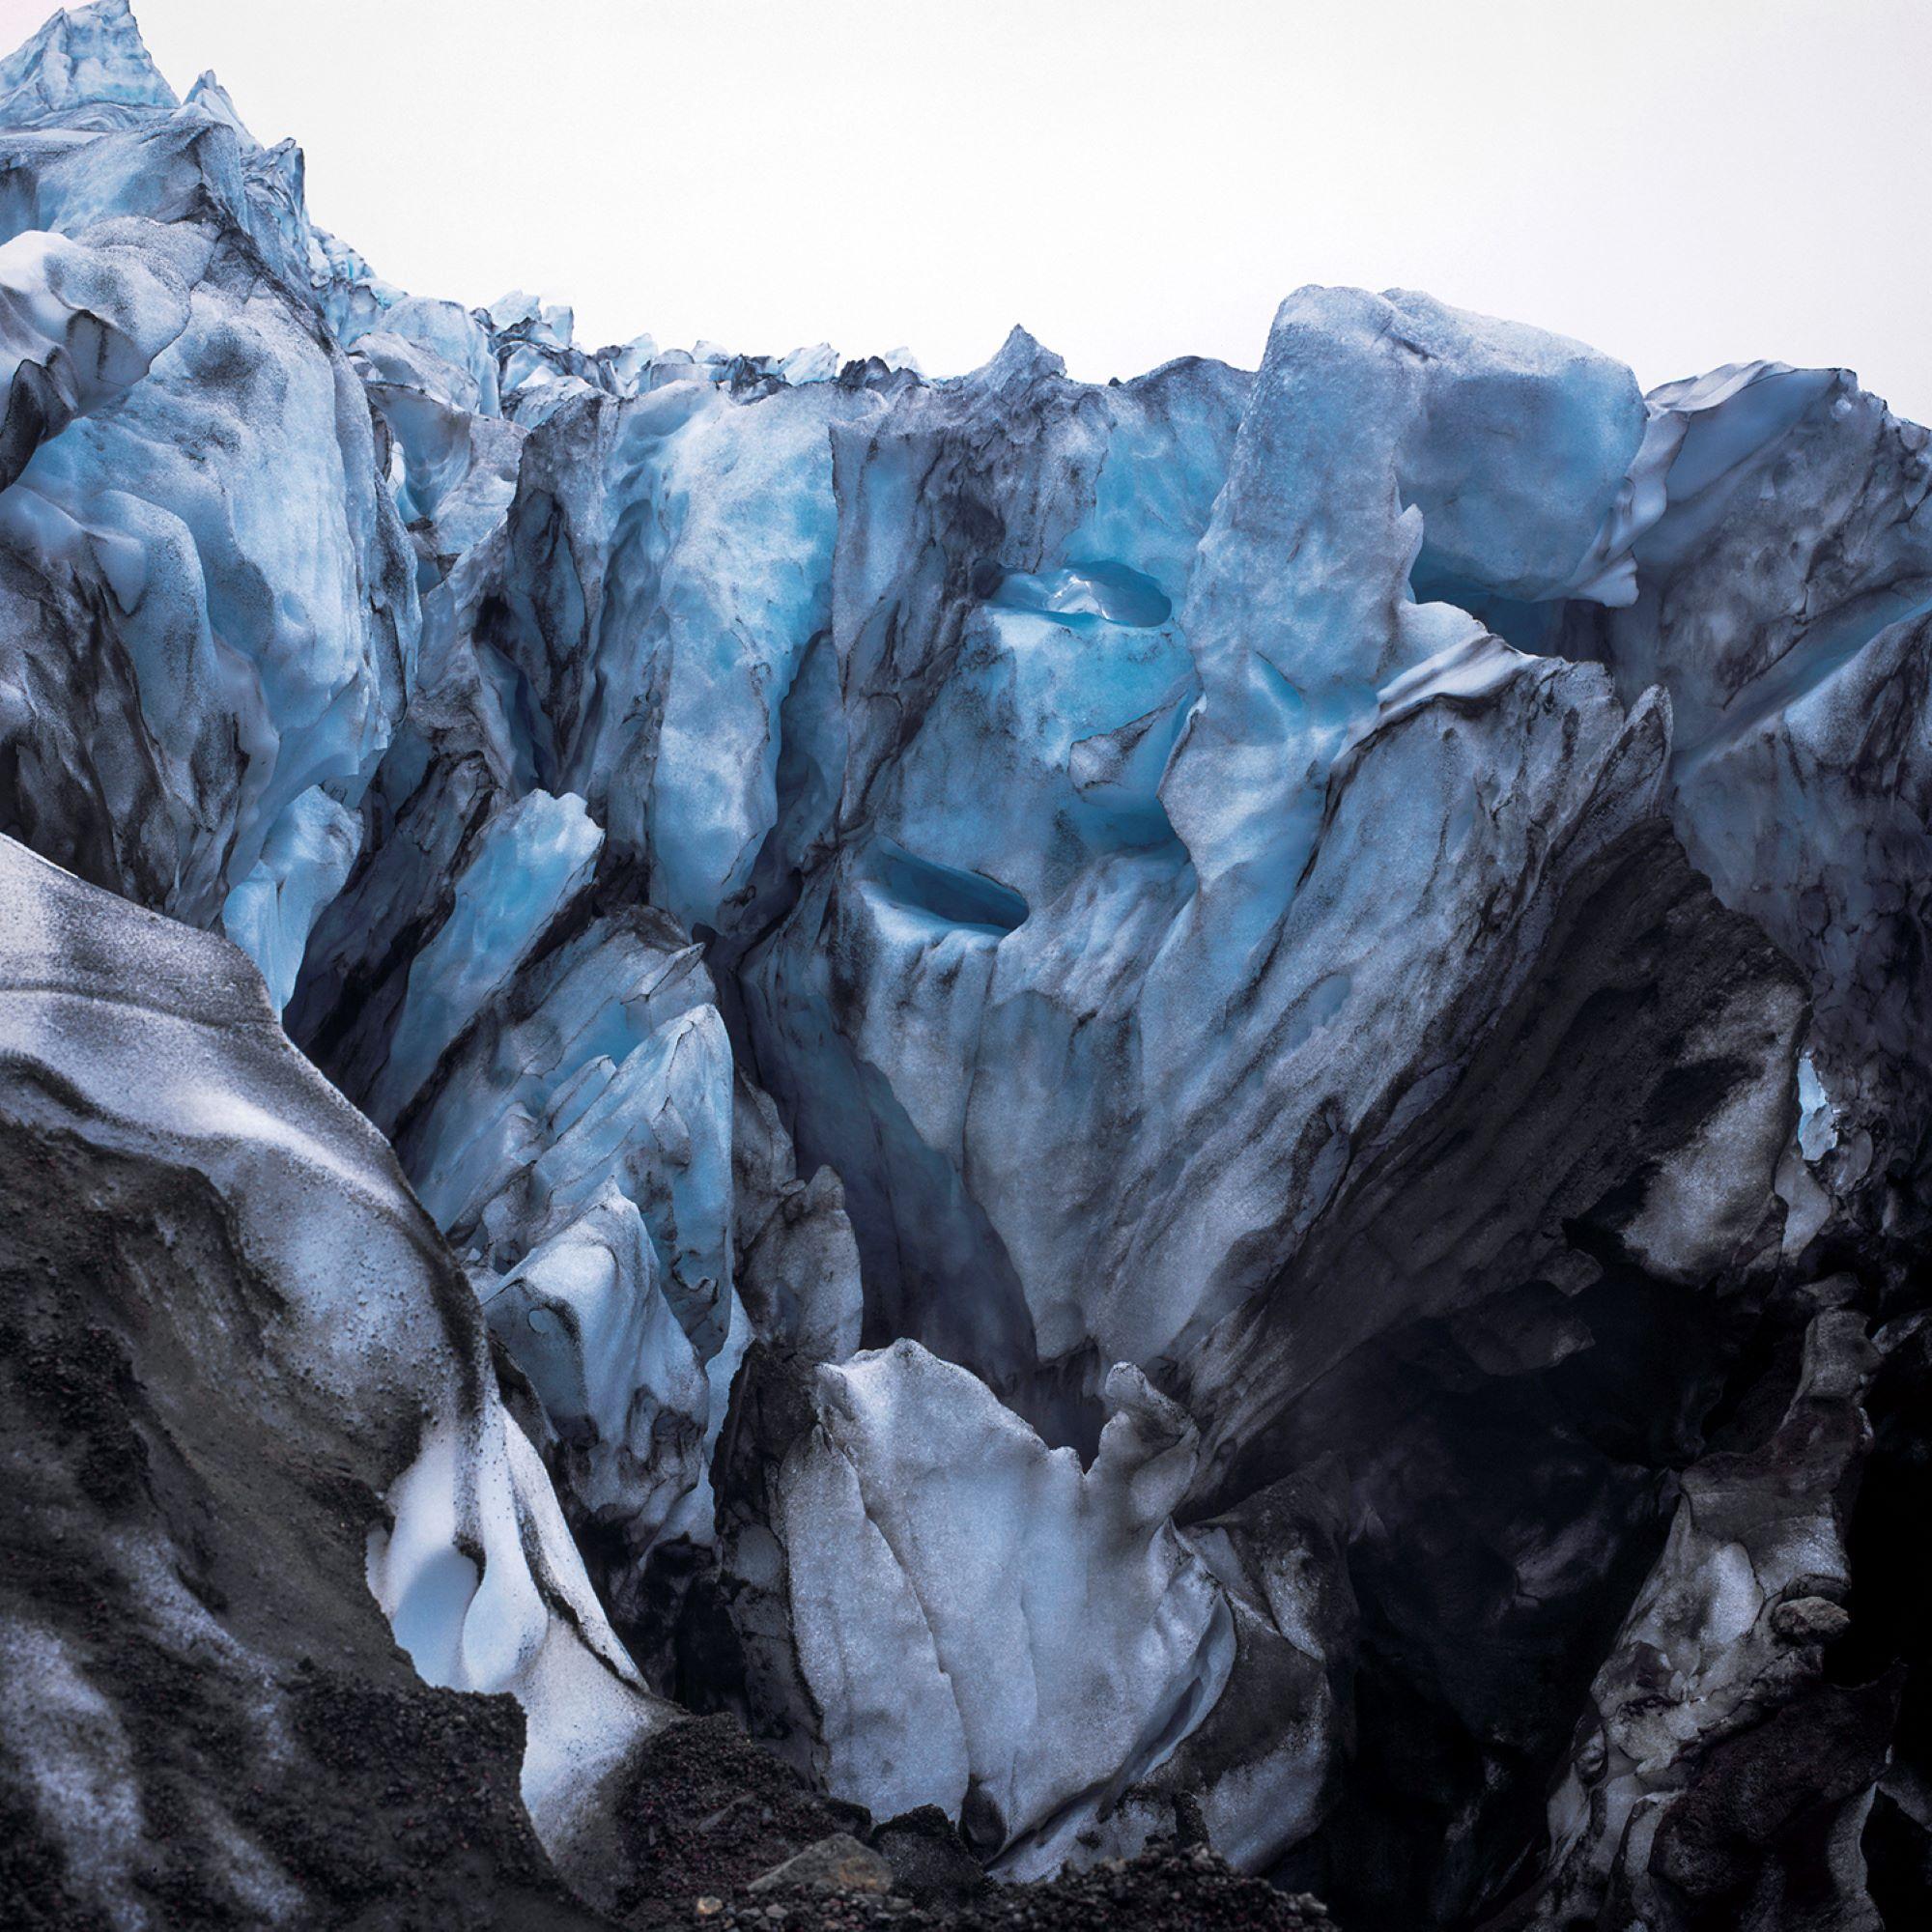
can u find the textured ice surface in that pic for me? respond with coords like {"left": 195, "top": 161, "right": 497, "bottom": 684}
{"left": 480, "top": 1181, "right": 712, "bottom": 1557}
{"left": 740, "top": 1341, "right": 1347, "bottom": 1878}
{"left": 2, "top": 6, "right": 1929, "bottom": 1921}
{"left": 0, "top": 0, "right": 172, "bottom": 125}
{"left": 0, "top": 0, "right": 416, "bottom": 1011}
{"left": 0, "top": 831, "right": 665, "bottom": 1856}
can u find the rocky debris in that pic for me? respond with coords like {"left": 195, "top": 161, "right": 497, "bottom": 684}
{"left": 661, "top": 1840, "right": 1332, "bottom": 1932}
{"left": 871, "top": 1808, "right": 986, "bottom": 1907}
{"left": 1775, "top": 1597, "right": 1856, "bottom": 1646}
{"left": 599, "top": 1715, "right": 874, "bottom": 1926}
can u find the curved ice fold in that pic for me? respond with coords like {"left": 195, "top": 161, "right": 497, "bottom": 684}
{"left": 0, "top": 223, "right": 190, "bottom": 485}
{"left": 367, "top": 1406, "right": 659, "bottom": 1835}
{"left": 0, "top": 832, "right": 666, "bottom": 1864}
{"left": 478, "top": 1182, "right": 711, "bottom": 1587}
{"left": 989, "top": 559, "right": 1174, "bottom": 628}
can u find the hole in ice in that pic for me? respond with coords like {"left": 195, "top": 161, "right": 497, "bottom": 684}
{"left": 1406, "top": 559, "right": 1564, "bottom": 657}
{"left": 389, "top": 1545, "right": 480, "bottom": 1687}
{"left": 869, "top": 838, "right": 1029, "bottom": 934}
{"left": 1284, "top": 970, "right": 1351, "bottom": 1052}
{"left": 987, "top": 560, "right": 1173, "bottom": 629}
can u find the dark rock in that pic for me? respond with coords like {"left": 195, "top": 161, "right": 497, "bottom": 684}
{"left": 873, "top": 1808, "right": 985, "bottom": 1906}
{"left": 1774, "top": 1597, "right": 1855, "bottom": 1647}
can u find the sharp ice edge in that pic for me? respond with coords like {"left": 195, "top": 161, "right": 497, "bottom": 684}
{"left": 0, "top": 4, "right": 1927, "bottom": 1925}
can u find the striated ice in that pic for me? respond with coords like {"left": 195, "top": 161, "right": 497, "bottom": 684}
{"left": 370, "top": 788, "right": 602, "bottom": 1128}
{"left": 218, "top": 781, "right": 359, "bottom": 1012}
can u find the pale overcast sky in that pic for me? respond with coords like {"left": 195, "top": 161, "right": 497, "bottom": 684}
{"left": 5, "top": 0, "right": 1929, "bottom": 419}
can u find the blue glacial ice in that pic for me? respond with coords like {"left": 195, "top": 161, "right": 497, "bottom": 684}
{"left": 1, "top": 5, "right": 1929, "bottom": 1922}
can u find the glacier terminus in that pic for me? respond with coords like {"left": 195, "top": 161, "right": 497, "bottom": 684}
{"left": 0, "top": 6, "right": 1930, "bottom": 1931}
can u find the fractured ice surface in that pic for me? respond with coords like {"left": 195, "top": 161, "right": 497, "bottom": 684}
{"left": 745, "top": 292, "right": 1794, "bottom": 1440}
{"left": 369, "top": 785, "right": 603, "bottom": 1129}
{"left": 1532, "top": 1299, "right": 1883, "bottom": 1927}
{"left": 0, "top": 0, "right": 170, "bottom": 124}
{"left": 488, "top": 369, "right": 886, "bottom": 931}
{"left": 1559, "top": 359, "right": 1932, "bottom": 1200}
{"left": 0, "top": 19, "right": 418, "bottom": 1007}
{"left": 728, "top": 1340, "right": 1348, "bottom": 1878}
{"left": 2, "top": 5, "right": 1931, "bottom": 1923}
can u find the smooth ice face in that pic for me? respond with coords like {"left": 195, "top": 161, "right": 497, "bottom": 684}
{"left": 1368, "top": 288, "right": 1653, "bottom": 605}
{"left": 1798, "top": 1053, "right": 1840, "bottom": 1162}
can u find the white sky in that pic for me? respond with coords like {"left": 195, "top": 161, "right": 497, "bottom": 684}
{"left": 5, "top": 0, "right": 1930, "bottom": 419}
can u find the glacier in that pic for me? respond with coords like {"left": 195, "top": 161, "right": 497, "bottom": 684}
{"left": 0, "top": 4, "right": 1929, "bottom": 1930}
